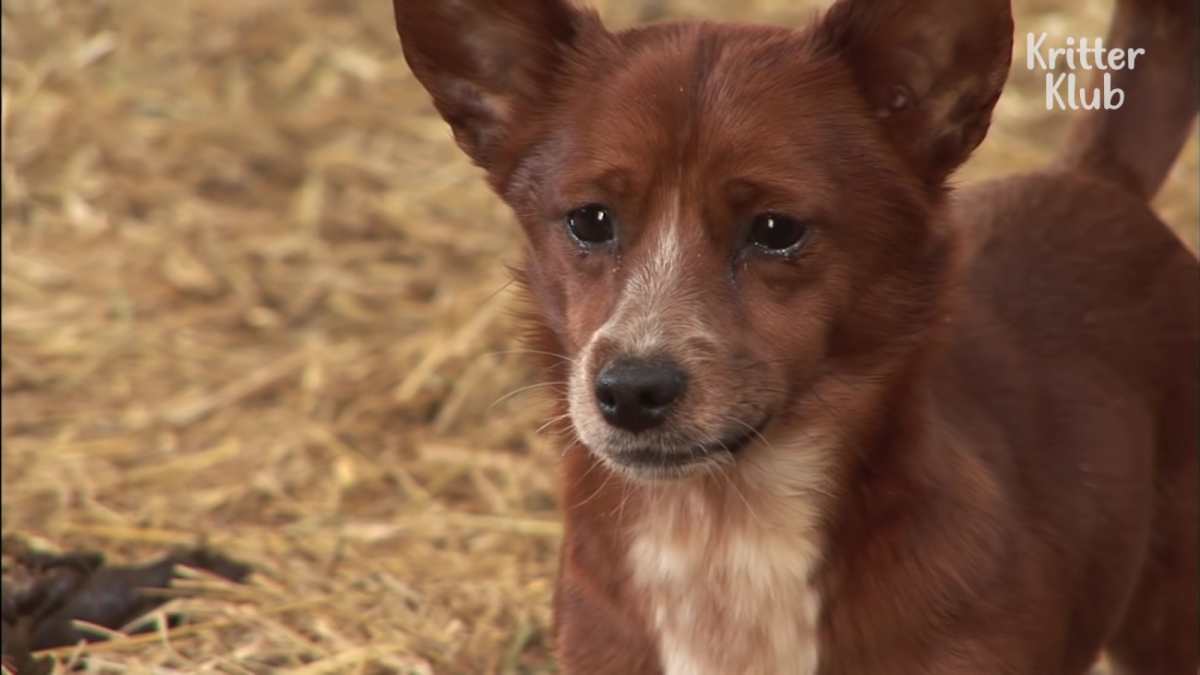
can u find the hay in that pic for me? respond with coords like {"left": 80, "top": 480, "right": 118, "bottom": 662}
{"left": 1, "top": 0, "right": 1195, "bottom": 672}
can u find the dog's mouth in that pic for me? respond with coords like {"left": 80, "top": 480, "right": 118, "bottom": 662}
{"left": 602, "top": 423, "right": 765, "bottom": 479}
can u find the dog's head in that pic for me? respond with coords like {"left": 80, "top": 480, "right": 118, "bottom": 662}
{"left": 394, "top": 0, "right": 1012, "bottom": 480}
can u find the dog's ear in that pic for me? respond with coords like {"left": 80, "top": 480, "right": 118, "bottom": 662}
{"left": 815, "top": 0, "right": 1013, "bottom": 187}
{"left": 393, "top": 0, "right": 602, "bottom": 171}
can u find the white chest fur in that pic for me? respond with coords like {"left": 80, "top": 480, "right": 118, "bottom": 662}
{"left": 627, "top": 458, "right": 827, "bottom": 675}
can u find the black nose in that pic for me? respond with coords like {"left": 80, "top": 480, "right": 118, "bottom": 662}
{"left": 593, "top": 357, "right": 687, "bottom": 433}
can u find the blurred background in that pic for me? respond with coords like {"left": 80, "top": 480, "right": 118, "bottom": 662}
{"left": 2, "top": 0, "right": 1196, "bottom": 672}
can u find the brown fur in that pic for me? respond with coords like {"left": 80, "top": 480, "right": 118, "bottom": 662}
{"left": 392, "top": 0, "right": 1199, "bottom": 672}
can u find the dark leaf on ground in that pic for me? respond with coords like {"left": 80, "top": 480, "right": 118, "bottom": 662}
{"left": 1, "top": 538, "right": 252, "bottom": 672}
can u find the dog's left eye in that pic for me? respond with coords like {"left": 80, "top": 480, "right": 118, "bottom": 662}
{"left": 748, "top": 213, "right": 811, "bottom": 254}
{"left": 565, "top": 204, "right": 615, "bottom": 245}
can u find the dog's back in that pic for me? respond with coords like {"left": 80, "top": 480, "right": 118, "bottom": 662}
{"left": 945, "top": 0, "right": 1199, "bottom": 670}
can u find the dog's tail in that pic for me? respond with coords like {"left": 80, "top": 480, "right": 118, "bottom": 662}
{"left": 1054, "top": 0, "right": 1199, "bottom": 201}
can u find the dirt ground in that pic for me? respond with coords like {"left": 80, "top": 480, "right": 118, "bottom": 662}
{"left": 2, "top": 0, "right": 1196, "bottom": 672}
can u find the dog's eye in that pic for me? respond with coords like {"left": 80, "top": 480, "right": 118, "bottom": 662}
{"left": 748, "top": 213, "right": 811, "bottom": 254}
{"left": 565, "top": 205, "right": 615, "bottom": 245}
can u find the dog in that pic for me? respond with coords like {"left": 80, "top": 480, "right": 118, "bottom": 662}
{"left": 392, "top": 0, "right": 1199, "bottom": 672}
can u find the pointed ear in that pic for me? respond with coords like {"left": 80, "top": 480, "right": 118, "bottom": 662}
{"left": 393, "top": 0, "right": 603, "bottom": 171}
{"left": 815, "top": 0, "right": 1013, "bottom": 187}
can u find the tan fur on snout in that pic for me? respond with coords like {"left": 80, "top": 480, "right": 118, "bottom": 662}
{"left": 567, "top": 192, "right": 744, "bottom": 471}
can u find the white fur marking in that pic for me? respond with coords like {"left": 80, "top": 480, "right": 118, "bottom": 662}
{"left": 600, "top": 193, "right": 686, "bottom": 357}
{"left": 568, "top": 192, "right": 708, "bottom": 448}
{"left": 629, "top": 437, "right": 831, "bottom": 675}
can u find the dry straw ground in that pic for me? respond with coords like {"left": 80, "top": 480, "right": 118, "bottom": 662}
{"left": 1, "top": 0, "right": 1196, "bottom": 672}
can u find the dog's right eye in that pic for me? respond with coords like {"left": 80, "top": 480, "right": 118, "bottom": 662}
{"left": 748, "top": 213, "right": 812, "bottom": 255}
{"left": 565, "top": 205, "right": 615, "bottom": 245}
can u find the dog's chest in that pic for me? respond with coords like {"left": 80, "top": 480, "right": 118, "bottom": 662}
{"left": 628, "top": 487, "right": 823, "bottom": 675}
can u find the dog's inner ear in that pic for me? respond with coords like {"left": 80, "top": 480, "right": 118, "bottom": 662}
{"left": 393, "top": 0, "right": 601, "bottom": 170}
{"left": 815, "top": 0, "right": 1014, "bottom": 188}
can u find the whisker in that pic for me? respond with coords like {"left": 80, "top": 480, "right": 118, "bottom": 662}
{"left": 616, "top": 472, "right": 637, "bottom": 532}
{"left": 716, "top": 457, "right": 767, "bottom": 530}
{"left": 712, "top": 432, "right": 768, "bottom": 529}
{"left": 489, "top": 380, "right": 569, "bottom": 411}
{"left": 573, "top": 460, "right": 614, "bottom": 510}
{"left": 536, "top": 412, "right": 573, "bottom": 436}
{"left": 476, "top": 276, "right": 519, "bottom": 308}
{"left": 808, "top": 385, "right": 849, "bottom": 440}
{"left": 734, "top": 418, "right": 778, "bottom": 457}
{"left": 482, "top": 348, "right": 576, "bottom": 365}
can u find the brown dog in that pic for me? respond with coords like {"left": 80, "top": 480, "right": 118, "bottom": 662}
{"left": 392, "top": 0, "right": 1199, "bottom": 672}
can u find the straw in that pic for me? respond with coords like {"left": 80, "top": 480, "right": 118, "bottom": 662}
{"left": 1, "top": 0, "right": 1195, "bottom": 672}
